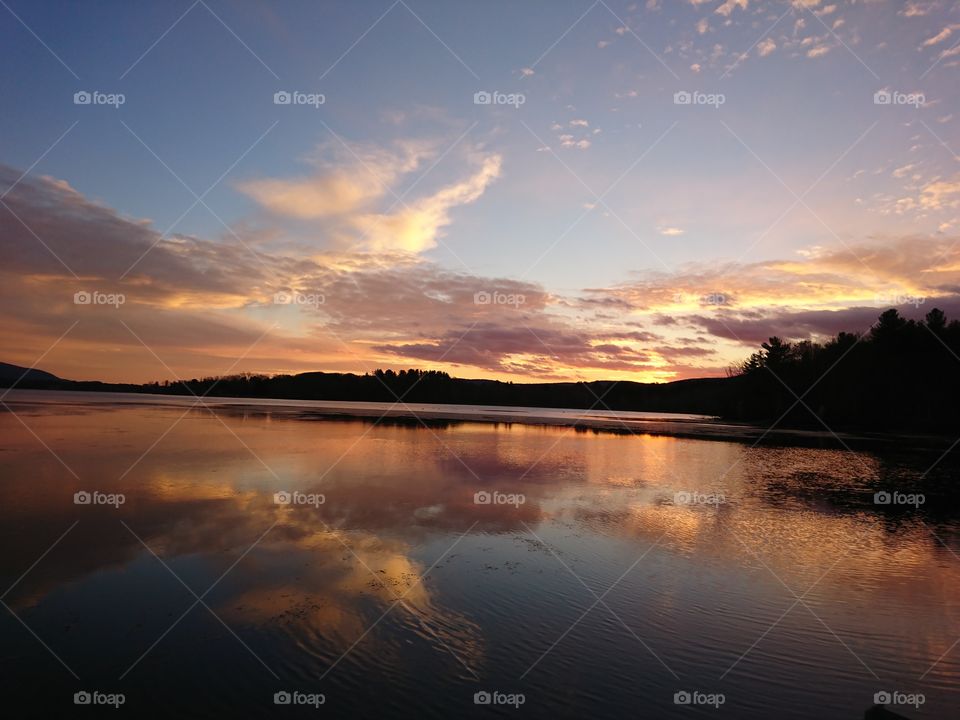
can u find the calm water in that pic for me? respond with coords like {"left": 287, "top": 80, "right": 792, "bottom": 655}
{"left": 1, "top": 391, "right": 958, "bottom": 718}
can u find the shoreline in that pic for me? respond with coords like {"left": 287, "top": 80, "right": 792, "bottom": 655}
{"left": 1, "top": 387, "right": 950, "bottom": 450}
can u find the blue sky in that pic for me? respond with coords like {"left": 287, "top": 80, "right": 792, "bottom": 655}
{"left": 2, "top": 0, "right": 960, "bottom": 382}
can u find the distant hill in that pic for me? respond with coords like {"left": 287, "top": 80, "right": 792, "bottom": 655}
{"left": 0, "top": 362, "right": 61, "bottom": 385}
{"left": 0, "top": 361, "right": 741, "bottom": 417}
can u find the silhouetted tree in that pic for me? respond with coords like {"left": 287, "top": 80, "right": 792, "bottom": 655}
{"left": 761, "top": 336, "right": 792, "bottom": 368}
{"left": 926, "top": 308, "right": 946, "bottom": 334}
{"left": 731, "top": 308, "right": 959, "bottom": 431}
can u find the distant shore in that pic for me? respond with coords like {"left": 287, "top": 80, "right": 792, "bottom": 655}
{"left": 2, "top": 388, "right": 949, "bottom": 451}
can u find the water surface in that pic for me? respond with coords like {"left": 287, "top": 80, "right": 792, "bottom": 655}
{"left": 1, "top": 390, "right": 957, "bottom": 718}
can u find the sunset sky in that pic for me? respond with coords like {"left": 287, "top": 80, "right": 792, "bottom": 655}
{"left": 2, "top": 0, "right": 959, "bottom": 384}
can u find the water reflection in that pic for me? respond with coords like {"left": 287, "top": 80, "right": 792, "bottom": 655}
{"left": 1, "top": 394, "right": 958, "bottom": 718}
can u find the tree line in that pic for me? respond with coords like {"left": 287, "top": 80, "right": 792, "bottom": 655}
{"left": 6, "top": 308, "right": 957, "bottom": 432}
{"left": 728, "top": 308, "right": 960, "bottom": 431}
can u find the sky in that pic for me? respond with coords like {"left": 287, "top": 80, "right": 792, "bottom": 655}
{"left": 2, "top": 0, "right": 960, "bottom": 384}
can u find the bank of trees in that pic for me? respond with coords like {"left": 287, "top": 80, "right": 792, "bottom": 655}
{"left": 729, "top": 308, "right": 960, "bottom": 431}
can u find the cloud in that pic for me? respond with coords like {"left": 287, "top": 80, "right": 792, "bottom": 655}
{"left": 921, "top": 26, "right": 954, "bottom": 49}
{"left": 239, "top": 140, "right": 433, "bottom": 220}
{"left": 938, "top": 44, "right": 960, "bottom": 61}
{"left": 757, "top": 38, "right": 777, "bottom": 57}
{"left": 239, "top": 136, "right": 502, "bottom": 255}
{"left": 0, "top": 166, "right": 270, "bottom": 302}
{"left": 687, "top": 306, "right": 891, "bottom": 345}
{"left": 892, "top": 163, "right": 919, "bottom": 179}
{"left": 715, "top": 0, "right": 748, "bottom": 16}
{"left": 919, "top": 178, "right": 960, "bottom": 210}
{"left": 893, "top": 176, "right": 960, "bottom": 213}
{"left": 352, "top": 154, "right": 502, "bottom": 253}
{"left": 375, "top": 324, "right": 657, "bottom": 377}
{"left": 900, "top": 1, "right": 934, "bottom": 17}
{"left": 559, "top": 135, "right": 591, "bottom": 150}
{"left": 583, "top": 236, "right": 960, "bottom": 347}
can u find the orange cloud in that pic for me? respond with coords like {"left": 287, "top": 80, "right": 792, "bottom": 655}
{"left": 238, "top": 139, "right": 433, "bottom": 219}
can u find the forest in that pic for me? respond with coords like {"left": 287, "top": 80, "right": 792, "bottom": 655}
{"left": 728, "top": 307, "right": 960, "bottom": 431}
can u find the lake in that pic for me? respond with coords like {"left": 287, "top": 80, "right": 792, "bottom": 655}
{"left": 1, "top": 390, "right": 957, "bottom": 718}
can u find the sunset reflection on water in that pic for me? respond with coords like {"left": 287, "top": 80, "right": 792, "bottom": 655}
{"left": 1, "top": 392, "right": 958, "bottom": 718}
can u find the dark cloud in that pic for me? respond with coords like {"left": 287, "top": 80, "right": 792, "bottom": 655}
{"left": 685, "top": 299, "right": 960, "bottom": 346}
{"left": 375, "top": 323, "right": 656, "bottom": 375}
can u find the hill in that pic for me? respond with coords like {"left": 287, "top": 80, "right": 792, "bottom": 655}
{"left": 0, "top": 362, "right": 61, "bottom": 385}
